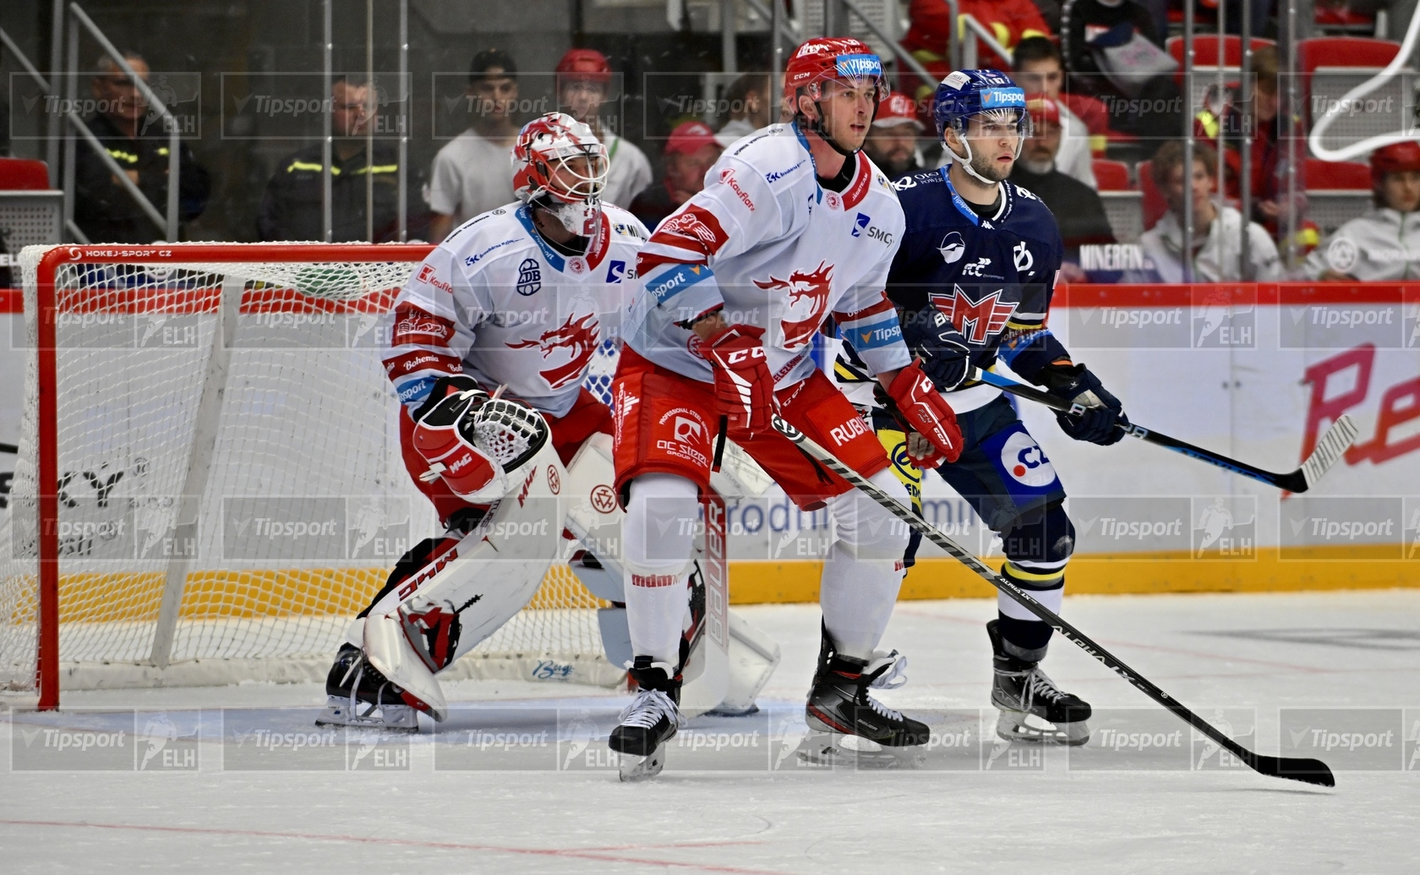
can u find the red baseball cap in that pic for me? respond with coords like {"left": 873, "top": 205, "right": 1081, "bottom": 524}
{"left": 1024, "top": 93, "right": 1060, "bottom": 125}
{"left": 556, "top": 48, "right": 611, "bottom": 85}
{"left": 873, "top": 91, "right": 924, "bottom": 130}
{"left": 665, "top": 121, "right": 721, "bottom": 156}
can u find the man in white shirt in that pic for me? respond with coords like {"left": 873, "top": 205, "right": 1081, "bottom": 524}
{"left": 1304, "top": 141, "right": 1420, "bottom": 281}
{"left": 1135, "top": 141, "right": 1281, "bottom": 282}
{"left": 426, "top": 49, "right": 520, "bottom": 242}
{"left": 555, "top": 48, "right": 652, "bottom": 208}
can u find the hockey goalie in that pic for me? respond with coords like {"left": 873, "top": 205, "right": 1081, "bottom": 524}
{"left": 316, "top": 112, "right": 778, "bottom": 731}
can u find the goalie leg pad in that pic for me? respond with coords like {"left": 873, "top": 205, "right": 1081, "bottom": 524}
{"left": 364, "top": 443, "right": 567, "bottom": 721}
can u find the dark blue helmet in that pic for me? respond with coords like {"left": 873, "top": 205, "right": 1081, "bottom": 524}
{"left": 932, "top": 69, "right": 1028, "bottom": 139}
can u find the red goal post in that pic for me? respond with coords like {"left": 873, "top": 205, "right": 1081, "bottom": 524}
{"left": 1, "top": 243, "right": 621, "bottom": 709}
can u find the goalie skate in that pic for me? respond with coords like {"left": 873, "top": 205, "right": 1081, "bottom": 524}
{"left": 315, "top": 644, "right": 420, "bottom": 732}
{"left": 988, "top": 620, "right": 1091, "bottom": 745}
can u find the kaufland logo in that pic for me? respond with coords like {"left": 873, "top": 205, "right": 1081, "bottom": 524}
{"left": 982, "top": 89, "right": 1024, "bottom": 108}
{"left": 835, "top": 54, "right": 882, "bottom": 79}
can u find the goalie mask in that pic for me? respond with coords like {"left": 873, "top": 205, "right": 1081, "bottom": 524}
{"left": 512, "top": 112, "right": 609, "bottom": 236}
{"left": 933, "top": 69, "right": 1031, "bottom": 186}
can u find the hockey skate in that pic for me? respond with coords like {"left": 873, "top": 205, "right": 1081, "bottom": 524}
{"left": 608, "top": 657, "right": 684, "bottom": 782}
{"left": 988, "top": 619, "right": 1091, "bottom": 745}
{"left": 798, "top": 636, "right": 929, "bottom": 769}
{"left": 315, "top": 644, "right": 422, "bottom": 732}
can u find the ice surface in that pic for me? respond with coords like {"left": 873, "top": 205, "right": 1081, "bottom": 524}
{"left": 3, "top": 590, "right": 1418, "bottom": 873}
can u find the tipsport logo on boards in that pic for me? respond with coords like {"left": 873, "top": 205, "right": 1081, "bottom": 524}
{"left": 1191, "top": 495, "right": 1257, "bottom": 561}
{"left": 11, "top": 710, "right": 200, "bottom": 772}
{"left": 1280, "top": 302, "right": 1411, "bottom": 350}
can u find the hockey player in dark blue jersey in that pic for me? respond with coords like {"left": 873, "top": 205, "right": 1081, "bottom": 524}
{"left": 835, "top": 69, "right": 1128, "bottom": 745}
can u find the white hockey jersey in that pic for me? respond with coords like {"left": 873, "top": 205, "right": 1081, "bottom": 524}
{"left": 385, "top": 202, "right": 649, "bottom": 418}
{"left": 625, "top": 123, "right": 911, "bottom": 388}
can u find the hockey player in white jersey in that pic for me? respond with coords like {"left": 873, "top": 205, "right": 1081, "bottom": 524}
{"left": 317, "top": 113, "right": 666, "bottom": 730}
{"left": 607, "top": 37, "right": 965, "bottom": 779}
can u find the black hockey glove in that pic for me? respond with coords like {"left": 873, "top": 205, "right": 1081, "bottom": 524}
{"left": 900, "top": 306, "right": 971, "bottom": 391}
{"left": 1038, "top": 362, "right": 1127, "bottom": 446}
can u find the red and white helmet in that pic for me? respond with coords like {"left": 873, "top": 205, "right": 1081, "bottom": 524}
{"left": 783, "top": 37, "right": 887, "bottom": 112}
{"left": 512, "top": 112, "right": 609, "bottom": 235}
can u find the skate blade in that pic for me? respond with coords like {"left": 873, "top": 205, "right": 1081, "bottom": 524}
{"left": 617, "top": 748, "right": 666, "bottom": 782}
{"left": 793, "top": 731, "right": 925, "bottom": 770}
{"left": 315, "top": 698, "right": 419, "bottom": 732}
{"left": 995, "top": 710, "right": 1089, "bottom": 746}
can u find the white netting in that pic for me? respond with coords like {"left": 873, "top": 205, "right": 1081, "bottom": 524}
{"left": 0, "top": 244, "right": 621, "bottom": 698}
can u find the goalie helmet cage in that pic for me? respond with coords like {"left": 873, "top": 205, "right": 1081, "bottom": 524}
{"left": 1, "top": 243, "right": 623, "bottom": 709}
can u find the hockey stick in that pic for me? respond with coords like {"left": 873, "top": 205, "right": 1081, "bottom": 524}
{"left": 968, "top": 368, "right": 1358, "bottom": 493}
{"left": 771, "top": 415, "right": 1335, "bottom": 788}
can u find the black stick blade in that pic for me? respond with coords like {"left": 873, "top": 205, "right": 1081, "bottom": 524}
{"left": 1253, "top": 755, "right": 1336, "bottom": 787}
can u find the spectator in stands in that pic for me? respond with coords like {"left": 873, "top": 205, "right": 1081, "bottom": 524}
{"left": 628, "top": 120, "right": 722, "bottom": 230}
{"left": 1135, "top": 141, "right": 1281, "bottom": 282}
{"left": 901, "top": 0, "right": 1052, "bottom": 127}
{"left": 426, "top": 49, "right": 521, "bottom": 242}
{"left": 1011, "top": 36, "right": 1105, "bottom": 188}
{"left": 1010, "top": 95, "right": 1116, "bottom": 281}
{"left": 1059, "top": 0, "right": 1183, "bottom": 139}
{"left": 258, "top": 75, "right": 422, "bottom": 242}
{"left": 1192, "top": 45, "right": 1305, "bottom": 241}
{"left": 556, "top": 48, "right": 651, "bottom": 207}
{"left": 73, "top": 51, "right": 210, "bottom": 244}
{"left": 863, "top": 92, "right": 926, "bottom": 181}
{"left": 1303, "top": 141, "right": 1420, "bottom": 281}
{"left": 715, "top": 72, "right": 773, "bottom": 147}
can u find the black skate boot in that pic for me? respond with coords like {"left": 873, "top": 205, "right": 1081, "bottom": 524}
{"left": 799, "top": 631, "right": 929, "bottom": 767}
{"left": 608, "top": 656, "right": 684, "bottom": 781}
{"left": 988, "top": 619, "right": 1091, "bottom": 745}
{"left": 315, "top": 644, "right": 422, "bottom": 732}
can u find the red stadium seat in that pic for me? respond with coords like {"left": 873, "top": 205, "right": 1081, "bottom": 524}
{"left": 0, "top": 157, "right": 51, "bottom": 190}
{"left": 1164, "top": 35, "right": 1277, "bottom": 86}
{"left": 1298, "top": 36, "right": 1402, "bottom": 76}
{"left": 1092, "top": 159, "right": 1131, "bottom": 190}
{"left": 1303, "top": 158, "right": 1372, "bottom": 190}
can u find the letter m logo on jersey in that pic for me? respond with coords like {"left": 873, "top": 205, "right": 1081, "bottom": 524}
{"left": 928, "top": 285, "right": 1017, "bottom": 344}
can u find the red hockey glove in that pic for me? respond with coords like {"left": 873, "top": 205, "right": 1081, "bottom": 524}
{"left": 411, "top": 377, "right": 504, "bottom": 501}
{"left": 885, "top": 360, "right": 963, "bottom": 468}
{"left": 701, "top": 324, "right": 776, "bottom": 433}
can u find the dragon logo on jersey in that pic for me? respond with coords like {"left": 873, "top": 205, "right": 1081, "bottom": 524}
{"left": 507, "top": 312, "right": 601, "bottom": 389}
{"left": 928, "top": 285, "right": 1017, "bottom": 345}
{"left": 755, "top": 261, "right": 833, "bottom": 348}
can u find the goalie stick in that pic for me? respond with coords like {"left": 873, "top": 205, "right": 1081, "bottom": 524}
{"left": 771, "top": 415, "right": 1336, "bottom": 788}
{"left": 968, "top": 368, "right": 1358, "bottom": 493}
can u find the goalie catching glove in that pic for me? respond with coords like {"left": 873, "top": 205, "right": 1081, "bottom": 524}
{"left": 701, "top": 323, "right": 776, "bottom": 432}
{"left": 883, "top": 361, "right": 963, "bottom": 468}
{"left": 1038, "top": 362, "right": 1127, "bottom": 446}
{"left": 412, "top": 375, "right": 552, "bottom": 502}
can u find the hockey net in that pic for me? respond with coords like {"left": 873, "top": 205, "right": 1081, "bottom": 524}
{"left": 0, "top": 243, "right": 623, "bottom": 708}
